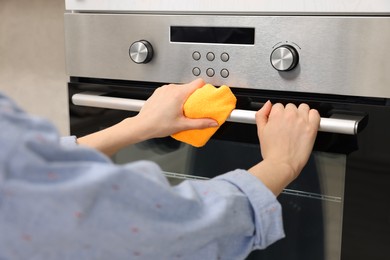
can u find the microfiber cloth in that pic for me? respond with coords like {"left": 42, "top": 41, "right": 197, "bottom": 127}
{"left": 171, "top": 84, "right": 237, "bottom": 147}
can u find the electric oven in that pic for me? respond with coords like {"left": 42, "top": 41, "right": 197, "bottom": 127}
{"left": 64, "top": 2, "right": 390, "bottom": 259}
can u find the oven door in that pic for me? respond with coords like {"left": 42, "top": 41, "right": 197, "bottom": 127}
{"left": 68, "top": 78, "right": 378, "bottom": 260}
{"left": 114, "top": 139, "right": 345, "bottom": 260}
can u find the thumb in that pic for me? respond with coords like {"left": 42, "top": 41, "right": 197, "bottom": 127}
{"left": 182, "top": 78, "right": 206, "bottom": 96}
{"left": 256, "top": 100, "right": 272, "bottom": 131}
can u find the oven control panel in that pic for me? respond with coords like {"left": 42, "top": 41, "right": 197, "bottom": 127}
{"left": 128, "top": 41, "right": 300, "bottom": 76}
{"left": 189, "top": 50, "right": 231, "bottom": 78}
{"left": 65, "top": 13, "right": 390, "bottom": 99}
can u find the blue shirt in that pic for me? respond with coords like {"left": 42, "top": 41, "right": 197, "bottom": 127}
{"left": 0, "top": 93, "right": 284, "bottom": 260}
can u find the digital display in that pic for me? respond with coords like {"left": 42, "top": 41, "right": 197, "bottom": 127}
{"left": 170, "top": 26, "right": 255, "bottom": 45}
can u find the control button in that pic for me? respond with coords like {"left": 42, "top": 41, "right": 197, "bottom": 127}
{"left": 129, "top": 40, "right": 154, "bottom": 64}
{"left": 192, "top": 51, "right": 201, "bottom": 61}
{"left": 270, "top": 45, "right": 299, "bottom": 71}
{"left": 206, "top": 52, "right": 215, "bottom": 61}
{"left": 192, "top": 67, "right": 201, "bottom": 76}
{"left": 206, "top": 68, "right": 215, "bottom": 77}
{"left": 220, "top": 69, "right": 229, "bottom": 78}
{"left": 221, "top": 52, "right": 230, "bottom": 62}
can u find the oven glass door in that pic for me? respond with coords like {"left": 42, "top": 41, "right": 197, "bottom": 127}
{"left": 113, "top": 137, "right": 345, "bottom": 260}
{"left": 69, "top": 81, "right": 348, "bottom": 260}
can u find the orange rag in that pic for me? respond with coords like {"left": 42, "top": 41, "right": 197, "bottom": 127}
{"left": 171, "top": 84, "right": 237, "bottom": 147}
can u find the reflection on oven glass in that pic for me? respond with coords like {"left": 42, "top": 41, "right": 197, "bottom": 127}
{"left": 113, "top": 138, "right": 345, "bottom": 260}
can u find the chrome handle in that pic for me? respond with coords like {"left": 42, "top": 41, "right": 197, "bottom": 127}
{"left": 72, "top": 92, "right": 362, "bottom": 135}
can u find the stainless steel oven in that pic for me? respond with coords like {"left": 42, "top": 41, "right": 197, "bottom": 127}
{"left": 64, "top": 2, "right": 390, "bottom": 259}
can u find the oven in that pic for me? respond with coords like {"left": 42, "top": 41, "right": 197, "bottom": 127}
{"left": 64, "top": 2, "right": 390, "bottom": 260}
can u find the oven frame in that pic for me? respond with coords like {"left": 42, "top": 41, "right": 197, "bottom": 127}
{"left": 65, "top": 8, "right": 390, "bottom": 260}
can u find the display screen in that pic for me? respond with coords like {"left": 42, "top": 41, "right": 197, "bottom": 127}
{"left": 170, "top": 26, "right": 255, "bottom": 45}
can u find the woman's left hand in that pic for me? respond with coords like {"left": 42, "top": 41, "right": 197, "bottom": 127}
{"left": 134, "top": 79, "right": 218, "bottom": 139}
{"left": 78, "top": 79, "right": 218, "bottom": 156}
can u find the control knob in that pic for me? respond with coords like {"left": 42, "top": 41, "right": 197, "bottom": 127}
{"left": 129, "top": 40, "right": 154, "bottom": 64}
{"left": 270, "top": 45, "right": 299, "bottom": 71}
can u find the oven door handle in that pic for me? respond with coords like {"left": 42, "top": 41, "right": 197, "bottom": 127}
{"left": 72, "top": 92, "right": 363, "bottom": 135}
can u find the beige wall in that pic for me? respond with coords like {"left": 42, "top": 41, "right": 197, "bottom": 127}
{"left": 0, "top": 0, "right": 69, "bottom": 135}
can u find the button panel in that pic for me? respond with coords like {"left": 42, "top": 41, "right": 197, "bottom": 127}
{"left": 192, "top": 51, "right": 230, "bottom": 78}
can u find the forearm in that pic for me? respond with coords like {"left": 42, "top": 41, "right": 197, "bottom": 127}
{"left": 76, "top": 80, "right": 219, "bottom": 156}
{"left": 251, "top": 101, "right": 319, "bottom": 196}
{"left": 248, "top": 160, "right": 295, "bottom": 196}
{"left": 77, "top": 116, "right": 151, "bottom": 156}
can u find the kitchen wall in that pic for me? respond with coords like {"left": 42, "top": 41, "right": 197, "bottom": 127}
{"left": 0, "top": 0, "right": 69, "bottom": 135}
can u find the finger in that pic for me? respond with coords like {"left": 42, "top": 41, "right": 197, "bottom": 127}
{"left": 180, "top": 118, "right": 219, "bottom": 130}
{"left": 298, "top": 103, "right": 310, "bottom": 118}
{"left": 256, "top": 100, "right": 272, "bottom": 130}
{"left": 309, "top": 109, "right": 321, "bottom": 130}
{"left": 183, "top": 78, "right": 206, "bottom": 95}
{"left": 285, "top": 103, "right": 298, "bottom": 111}
{"left": 298, "top": 103, "right": 310, "bottom": 113}
{"left": 269, "top": 102, "right": 284, "bottom": 118}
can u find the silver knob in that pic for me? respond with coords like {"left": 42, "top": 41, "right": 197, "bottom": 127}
{"left": 270, "top": 45, "right": 299, "bottom": 71}
{"left": 129, "top": 40, "right": 154, "bottom": 64}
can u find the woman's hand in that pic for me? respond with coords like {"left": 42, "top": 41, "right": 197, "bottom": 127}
{"left": 77, "top": 79, "right": 218, "bottom": 156}
{"left": 134, "top": 79, "right": 218, "bottom": 140}
{"left": 248, "top": 101, "right": 320, "bottom": 195}
{"left": 257, "top": 101, "right": 320, "bottom": 177}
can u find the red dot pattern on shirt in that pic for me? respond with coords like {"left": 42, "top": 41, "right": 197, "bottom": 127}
{"left": 112, "top": 184, "right": 120, "bottom": 191}
{"left": 265, "top": 206, "right": 277, "bottom": 214}
{"left": 2, "top": 189, "right": 14, "bottom": 197}
{"left": 131, "top": 227, "right": 140, "bottom": 234}
{"left": 21, "top": 233, "right": 32, "bottom": 242}
{"left": 47, "top": 172, "right": 59, "bottom": 180}
{"left": 74, "top": 211, "right": 83, "bottom": 219}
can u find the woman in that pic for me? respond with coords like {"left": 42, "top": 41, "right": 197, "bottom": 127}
{"left": 0, "top": 79, "right": 319, "bottom": 259}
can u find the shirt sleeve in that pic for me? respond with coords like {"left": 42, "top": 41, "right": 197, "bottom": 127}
{"left": 0, "top": 92, "right": 284, "bottom": 260}
{"left": 60, "top": 135, "right": 78, "bottom": 147}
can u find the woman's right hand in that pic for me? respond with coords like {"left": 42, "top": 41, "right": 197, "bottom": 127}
{"left": 248, "top": 101, "right": 320, "bottom": 195}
